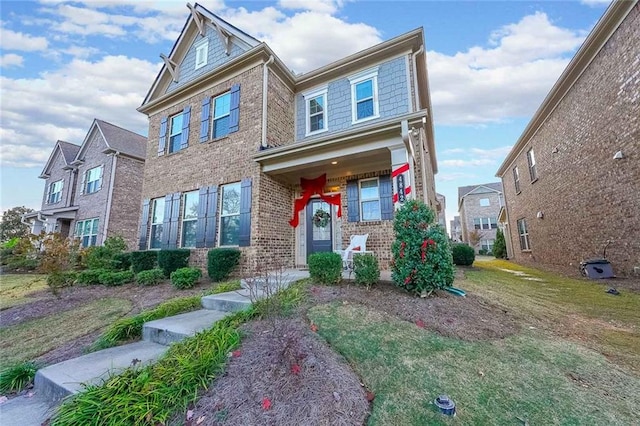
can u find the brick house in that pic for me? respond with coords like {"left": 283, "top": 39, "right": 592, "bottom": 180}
{"left": 136, "top": 3, "right": 438, "bottom": 270}
{"left": 496, "top": 0, "right": 639, "bottom": 276}
{"left": 457, "top": 182, "right": 503, "bottom": 253}
{"left": 23, "top": 119, "right": 146, "bottom": 249}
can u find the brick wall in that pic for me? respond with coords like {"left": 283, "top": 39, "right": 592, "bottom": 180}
{"left": 108, "top": 155, "right": 145, "bottom": 250}
{"left": 501, "top": 4, "right": 640, "bottom": 275}
{"left": 459, "top": 190, "right": 503, "bottom": 252}
{"left": 266, "top": 70, "right": 295, "bottom": 147}
{"left": 40, "top": 151, "right": 73, "bottom": 211}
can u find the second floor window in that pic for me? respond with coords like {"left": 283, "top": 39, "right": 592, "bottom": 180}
{"left": 513, "top": 166, "right": 521, "bottom": 193}
{"left": 48, "top": 180, "right": 63, "bottom": 204}
{"left": 150, "top": 198, "right": 165, "bottom": 249}
{"left": 169, "top": 113, "right": 184, "bottom": 153}
{"left": 85, "top": 166, "right": 102, "bottom": 194}
{"left": 181, "top": 191, "right": 199, "bottom": 248}
{"left": 479, "top": 198, "right": 490, "bottom": 207}
{"left": 213, "top": 92, "right": 231, "bottom": 138}
{"left": 359, "top": 178, "right": 381, "bottom": 221}
{"left": 304, "top": 88, "right": 327, "bottom": 136}
{"left": 527, "top": 148, "right": 537, "bottom": 181}
{"left": 474, "top": 217, "right": 497, "bottom": 230}
{"left": 350, "top": 68, "right": 379, "bottom": 123}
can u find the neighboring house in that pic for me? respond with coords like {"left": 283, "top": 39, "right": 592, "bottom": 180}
{"left": 436, "top": 193, "right": 446, "bottom": 229}
{"left": 136, "top": 3, "right": 438, "bottom": 270}
{"left": 457, "top": 182, "right": 503, "bottom": 253}
{"left": 23, "top": 119, "right": 147, "bottom": 249}
{"left": 496, "top": 0, "right": 639, "bottom": 276}
{"left": 450, "top": 216, "right": 462, "bottom": 242}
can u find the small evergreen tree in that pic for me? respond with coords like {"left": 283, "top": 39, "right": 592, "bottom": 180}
{"left": 493, "top": 228, "right": 507, "bottom": 259}
{"left": 391, "top": 200, "right": 454, "bottom": 296}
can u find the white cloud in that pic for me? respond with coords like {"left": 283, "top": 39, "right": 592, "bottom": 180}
{"left": 0, "top": 55, "right": 158, "bottom": 168}
{"left": 0, "top": 53, "right": 24, "bottom": 68}
{"left": 278, "top": 0, "right": 345, "bottom": 14}
{"left": 0, "top": 26, "right": 49, "bottom": 51}
{"left": 428, "top": 12, "right": 586, "bottom": 125}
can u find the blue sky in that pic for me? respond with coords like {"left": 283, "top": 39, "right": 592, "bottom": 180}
{"left": 0, "top": 0, "right": 611, "bottom": 229}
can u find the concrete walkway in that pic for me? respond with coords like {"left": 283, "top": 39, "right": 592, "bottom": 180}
{"left": 0, "top": 269, "right": 311, "bottom": 425}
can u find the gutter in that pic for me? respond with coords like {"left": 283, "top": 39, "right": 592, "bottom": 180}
{"left": 261, "top": 55, "right": 275, "bottom": 148}
{"left": 102, "top": 152, "right": 119, "bottom": 245}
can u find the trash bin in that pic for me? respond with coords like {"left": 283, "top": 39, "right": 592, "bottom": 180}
{"left": 581, "top": 259, "right": 615, "bottom": 279}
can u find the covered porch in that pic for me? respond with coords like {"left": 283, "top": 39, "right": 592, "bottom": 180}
{"left": 22, "top": 207, "right": 78, "bottom": 238}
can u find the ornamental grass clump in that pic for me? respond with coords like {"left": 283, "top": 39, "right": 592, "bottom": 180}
{"left": 391, "top": 200, "right": 454, "bottom": 296}
{"left": 0, "top": 361, "right": 38, "bottom": 393}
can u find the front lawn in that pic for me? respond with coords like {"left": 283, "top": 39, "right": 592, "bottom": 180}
{"left": 0, "top": 273, "right": 47, "bottom": 310}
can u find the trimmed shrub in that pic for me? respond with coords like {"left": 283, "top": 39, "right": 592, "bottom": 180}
{"left": 83, "top": 236, "right": 128, "bottom": 270}
{"left": 112, "top": 252, "right": 131, "bottom": 271}
{"left": 207, "top": 248, "right": 241, "bottom": 282}
{"left": 493, "top": 228, "right": 507, "bottom": 259}
{"left": 130, "top": 251, "right": 157, "bottom": 273}
{"left": 0, "top": 361, "right": 38, "bottom": 393}
{"left": 136, "top": 268, "right": 165, "bottom": 286}
{"left": 451, "top": 243, "right": 475, "bottom": 266}
{"left": 391, "top": 201, "right": 454, "bottom": 296}
{"left": 308, "top": 252, "right": 342, "bottom": 285}
{"left": 170, "top": 267, "right": 202, "bottom": 289}
{"left": 353, "top": 253, "right": 380, "bottom": 289}
{"left": 98, "top": 270, "right": 134, "bottom": 286}
{"left": 158, "top": 249, "right": 190, "bottom": 277}
{"left": 77, "top": 268, "right": 110, "bottom": 285}
{"left": 46, "top": 271, "right": 78, "bottom": 290}
{"left": 478, "top": 248, "right": 488, "bottom": 256}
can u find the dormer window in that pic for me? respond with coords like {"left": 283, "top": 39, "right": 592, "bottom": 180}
{"left": 349, "top": 67, "right": 379, "bottom": 123}
{"left": 195, "top": 40, "right": 208, "bottom": 70}
{"left": 304, "top": 87, "right": 328, "bottom": 136}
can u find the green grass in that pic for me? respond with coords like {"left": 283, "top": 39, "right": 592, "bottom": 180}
{"left": 0, "top": 361, "right": 39, "bottom": 393}
{"left": 309, "top": 303, "right": 640, "bottom": 425}
{"left": 211, "top": 279, "right": 241, "bottom": 294}
{"left": 0, "top": 298, "right": 132, "bottom": 369}
{"left": 463, "top": 260, "right": 640, "bottom": 373}
{"left": 0, "top": 273, "right": 48, "bottom": 309}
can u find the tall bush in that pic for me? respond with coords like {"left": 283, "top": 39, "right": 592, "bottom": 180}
{"left": 391, "top": 200, "right": 454, "bottom": 296}
{"left": 157, "top": 249, "right": 190, "bottom": 277}
{"left": 308, "top": 252, "right": 342, "bottom": 285}
{"left": 353, "top": 253, "right": 380, "bottom": 289}
{"left": 493, "top": 228, "right": 507, "bottom": 259}
{"left": 451, "top": 243, "right": 475, "bottom": 266}
{"left": 84, "top": 236, "right": 128, "bottom": 270}
{"left": 130, "top": 251, "right": 158, "bottom": 273}
{"left": 208, "top": 248, "right": 241, "bottom": 282}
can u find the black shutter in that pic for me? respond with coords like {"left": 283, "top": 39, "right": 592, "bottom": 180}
{"left": 138, "top": 199, "right": 150, "bottom": 250}
{"left": 347, "top": 180, "right": 360, "bottom": 222}
{"left": 238, "top": 178, "right": 252, "bottom": 247}
{"left": 204, "top": 186, "right": 218, "bottom": 248}
{"left": 169, "top": 192, "right": 181, "bottom": 248}
{"left": 200, "top": 97, "right": 211, "bottom": 143}
{"left": 196, "top": 187, "right": 208, "bottom": 248}
{"left": 379, "top": 174, "right": 394, "bottom": 220}
{"left": 161, "top": 194, "right": 172, "bottom": 249}
{"left": 180, "top": 106, "right": 191, "bottom": 150}
{"left": 158, "top": 117, "right": 168, "bottom": 156}
{"left": 228, "top": 84, "right": 240, "bottom": 133}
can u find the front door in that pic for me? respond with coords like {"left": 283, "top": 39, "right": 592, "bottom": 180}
{"left": 306, "top": 199, "right": 332, "bottom": 257}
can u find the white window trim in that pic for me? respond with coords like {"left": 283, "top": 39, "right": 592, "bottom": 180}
{"left": 349, "top": 67, "right": 380, "bottom": 124}
{"left": 479, "top": 198, "right": 490, "bottom": 207}
{"left": 513, "top": 166, "right": 521, "bottom": 193}
{"left": 168, "top": 113, "right": 183, "bottom": 153}
{"left": 303, "top": 86, "right": 328, "bottom": 137}
{"left": 527, "top": 149, "right": 538, "bottom": 181}
{"left": 212, "top": 91, "right": 231, "bottom": 139}
{"left": 85, "top": 165, "right": 103, "bottom": 194}
{"left": 48, "top": 179, "right": 63, "bottom": 204}
{"left": 149, "top": 198, "right": 165, "bottom": 250}
{"left": 518, "top": 218, "right": 531, "bottom": 251}
{"left": 219, "top": 183, "right": 241, "bottom": 247}
{"left": 195, "top": 39, "right": 209, "bottom": 70}
{"left": 75, "top": 218, "right": 99, "bottom": 247}
{"left": 359, "top": 177, "right": 381, "bottom": 222}
{"left": 180, "top": 191, "right": 198, "bottom": 248}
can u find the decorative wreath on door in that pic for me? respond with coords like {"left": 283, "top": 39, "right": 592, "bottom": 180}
{"left": 312, "top": 208, "right": 330, "bottom": 228}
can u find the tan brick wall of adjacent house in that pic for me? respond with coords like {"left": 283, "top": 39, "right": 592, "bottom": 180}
{"left": 501, "top": 4, "right": 640, "bottom": 276}
{"left": 108, "top": 155, "right": 145, "bottom": 250}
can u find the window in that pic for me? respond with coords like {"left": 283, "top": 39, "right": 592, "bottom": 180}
{"left": 359, "top": 178, "right": 381, "bottom": 221}
{"left": 304, "top": 88, "right": 327, "bottom": 135}
{"left": 481, "top": 239, "right": 495, "bottom": 252}
{"left": 75, "top": 218, "right": 99, "bottom": 247}
{"left": 150, "top": 198, "right": 165, "bottom": 249}
{"left": 212, "top": 92, "right": 231, "bottom": 139}
{"left": 474, "top": 217, "right": 497, "bottom": 230}
{"left": 513, "top": 166, "right": 521, "bottom": 193}
{"left": 350, "top": 68, "right": 379, "bottom": 123}
{"left": 517, "top": 218, "right": 531, "bottom": 251}
{"left": 48, "top": 180, "right": 63, "bottom": 204}
{"left": 168, "top": 113, "right": 183, "bottom": 153}
{"left": 181, "top": 191, "right": 199, "bottom": 248}
{"left": 527, "top": 149, "right": 537, "bottom": 181}
{"left": 85, "top": 166, "right": 102, "bottom": 194}
{"left": 195, "top": 40, "right": 208, "bottom": 70}
{"left": 220, "top": 182, "right": 241, "bottom": 246}
{"left": 479, "top": 198, "right": 490, "bottom": 207}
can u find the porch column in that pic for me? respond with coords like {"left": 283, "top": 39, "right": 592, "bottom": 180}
{"left": 389, "top": 146, "right": 413, "bottom": 210}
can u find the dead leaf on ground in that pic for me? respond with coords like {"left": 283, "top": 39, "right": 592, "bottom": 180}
{"left": 196, "top": 415, "right": 206, "bottom": 424}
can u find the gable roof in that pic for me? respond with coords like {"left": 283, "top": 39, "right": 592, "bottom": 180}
{"left": 496, "top": 0, "right": 637, "bottom": 177}
{"left": 73, "top": 119, "right": 147, "bottom": 163}
{"left": 458, "top": 182, "right": 503, "bottom": 208}
{"left": 39, "top": 140, "right": 80, "bottom": 178}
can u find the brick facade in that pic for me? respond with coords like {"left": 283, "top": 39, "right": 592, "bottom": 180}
{"left": 458, "top": 186, "right": 503, "bottom": 253}
{"left": 108, "top": 155, "right": 145, "bottom": 250}
{"left": 499, "top": 3, "right": 640, "bottom": 276}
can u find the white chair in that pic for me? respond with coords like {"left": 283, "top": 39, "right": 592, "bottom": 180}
{"left": 339, "top": 234, "right": 372, "bottom": 272}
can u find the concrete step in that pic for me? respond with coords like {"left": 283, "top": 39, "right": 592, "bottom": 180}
{"left": 0, "top": 393, "right": 54, "bottom": 426}
{"left": 143, "top": 309, "right": 228, "bottom": 345}
{"left": 201, "top": 288, "right": 253, "bottom": 312}
{"left": 34, "top": 341, "right": 166, "bottom": 402}
{"left": 240, "top": 270, "right": 309, "bottom": 289}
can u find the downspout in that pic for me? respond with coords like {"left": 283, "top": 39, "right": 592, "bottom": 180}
{"left": 102, "top": 152, "right": 119, "bottom": 245}
{"left": 261, "top": 55, "right": 275, "bottom": 148}
{"left": 411, "top": 45, "right": 424, "bottom": 111}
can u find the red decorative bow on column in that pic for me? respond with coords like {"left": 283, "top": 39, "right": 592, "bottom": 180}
{"left": 289, "top": 174, "right": 342, "bottom": 227}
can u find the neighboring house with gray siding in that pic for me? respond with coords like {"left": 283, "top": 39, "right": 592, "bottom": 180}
{"left": 136, "top": 3, "right": 439, "bottom": 271}
{"left": 23, "top": 119, "right": 146, "bottom": 249}
{"left": 457, "top": 182, "right": 503, "bottom": 253}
